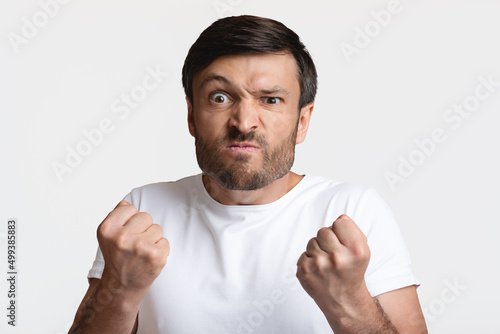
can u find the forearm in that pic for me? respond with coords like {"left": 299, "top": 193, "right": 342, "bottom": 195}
{"left": 320, "top": 287, "right": 398, "bottom": 334}
{"left": 71, "top": 201, "right": 168, "bottom": 333}
{"left": 69, "top": 277, "right": 142, "bottom": 334}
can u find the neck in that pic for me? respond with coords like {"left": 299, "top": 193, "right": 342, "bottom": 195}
{"left": 202, "top": 171, "right": 304, "bottom": 205}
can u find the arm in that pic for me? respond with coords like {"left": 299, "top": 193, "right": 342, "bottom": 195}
{"left": 69, "top": 278, "right": 139, "bottom": 334}
{"left": 69, "top": 201, "right": 170, "bottom": 334}
{"left": 376, "top": 285, "right": 427, "bottom": 333}
{"left": 296, "top": 215, "right": 427, "bottom": 333}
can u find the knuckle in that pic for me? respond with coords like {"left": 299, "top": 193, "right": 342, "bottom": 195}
{"left": 337, "top": 214, "right": 351, "bottom": 221}
{"left": 162, "top": 239, "right": 170, "bottom": 256}
{"left": 158, "top": 250, "right": 168, "bottom": 267}
{"left": 133, "top": 239, "right": 146, "bottom": 254}
{"left": 306, "top": 237, "right": 317, "bottom": 247}
{"left": 115, "top": 232, "right": 130, "bottom": 249}
{"left": 97, "top": 221, "right": 111, "bottom": 238}
{"left": 119, "top": 204, "right": 138, "bottom": 216}
{"left": 140, "top": 211, "right": 153, "bottom": 220}
{"left": 302, "top": 260, "right": 318, "bottom": 276}
{"left": 305, "top": 240, "right": 315, "bottom": 253}
{"left": 156, "top": 241, "right": 170, "bottom": 267}
{"left": 137, "top": 211, "right": 153, "bottom": 224}
{"left": 296, "top": 262, "right": 310, "bottom": 277}
{"left": 150, "top": 223, "right": 164, "bottom": 235}
{"left": 330, "top": 252, "right": 347, "bottom": 268}
{"left": 147, "top": 247, "right": 163, "bottom": 264}
{"left": 317, "top": 227, "right": 331, "bottom": 239}
{"left": 296, "top": 267, "right": 305, "bottom": 280}
{"left": 352, "top": 243, "right": 370, "bottom": 260}
{"left": 313, "top": 255, "right": 328, "bottom": 269}
{"left": 296, "top": 255, "right": 312, "bottom": 277}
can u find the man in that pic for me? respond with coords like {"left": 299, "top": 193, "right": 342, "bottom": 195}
{"left": 70, "top": 15, "right": 427, "bottom": 333}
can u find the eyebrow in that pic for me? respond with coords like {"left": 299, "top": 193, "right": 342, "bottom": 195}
{"left": 199, "top": 73, "right": 291, "bottom": 96}
{"left": 199, "top": 73, "right": 231, "bottom": 90}
{"left": 251, "top": 86, "right": 290, "bottom": 96}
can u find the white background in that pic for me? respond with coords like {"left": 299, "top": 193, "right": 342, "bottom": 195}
{"left": 1, "top": 0, "right": 499, "bottom": 333}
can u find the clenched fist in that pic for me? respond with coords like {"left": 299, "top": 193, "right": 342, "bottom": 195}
{"left": 97, "top": 201, "right": 170, "bottom": 294}
{"left": 296, "top": 214, "right": 371, "bottom": 313}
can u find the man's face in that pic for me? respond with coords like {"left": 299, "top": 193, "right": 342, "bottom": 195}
{"left": 188, "top": 52, "right": 309, "bottom": 191}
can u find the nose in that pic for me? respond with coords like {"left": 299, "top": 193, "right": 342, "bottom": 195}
{"left": 228, "top": 99, "right": 259, "bottom": 134}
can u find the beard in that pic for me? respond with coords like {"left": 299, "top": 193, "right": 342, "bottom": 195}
{"left": 194, "top": 124, "right": 298, "bottom": 191}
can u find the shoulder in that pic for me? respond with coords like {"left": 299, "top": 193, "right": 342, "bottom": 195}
{"left": 299, "top": 175, "right": 394, "bottom": 230}
{"left": 299, "top": 174, "right": 375, "bottom": 205}
{"left": 125, "top": 174, "right": 200, "bottom": 210}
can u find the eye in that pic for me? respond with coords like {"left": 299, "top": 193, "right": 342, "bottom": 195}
{"left": 210, "top": 92, "right": 229, "bottom": 104}
{"left": 263, "top": 97, "right": 281, "bottom": 104}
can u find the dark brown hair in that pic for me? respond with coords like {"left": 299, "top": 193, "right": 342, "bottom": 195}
{"left": 182, "top": 15, "right": 318, "bottom": 109}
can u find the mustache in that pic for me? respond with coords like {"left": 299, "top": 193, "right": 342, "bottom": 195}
{"left": 226, "top": 128, "right": 268, "bottom": 147}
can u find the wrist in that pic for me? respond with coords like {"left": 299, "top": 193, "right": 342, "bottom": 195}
{"left": 71, "top": 276, "right": 143, "bottom": 334}
{"left": 98, "top": 271, "right": 147, "bottom": 312}
{"left": 319, "top": 283, "right": 377, "bottom": 331}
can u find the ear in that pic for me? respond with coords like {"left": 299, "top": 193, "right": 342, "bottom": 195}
{"left": 296, "top": 102, "right": 314, "bottom": 144}
{"left": 186, "top": 96, "right": 196, "bottom": 137}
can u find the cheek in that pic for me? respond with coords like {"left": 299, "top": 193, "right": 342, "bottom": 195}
{"left": 196, "top": 115, "right": 227, "bottom": 139}
{"left": 194, "top": 115, "right": 230, "bottom": 144}
{"left": 265, "top": 115, "right": 298, "bottom": 136}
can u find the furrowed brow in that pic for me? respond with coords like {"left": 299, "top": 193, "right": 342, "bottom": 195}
{"left": 253, "top": 86, "right": 290, "bottom": 96}
{"left": 199, "top": 73, "right": 231, "bottom": 89}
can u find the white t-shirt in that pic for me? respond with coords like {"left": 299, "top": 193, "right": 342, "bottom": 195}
{"left": 88, "top": 174, "right": 419, "bottom": 333}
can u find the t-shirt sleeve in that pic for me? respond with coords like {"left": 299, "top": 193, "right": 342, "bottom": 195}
{"left": 87, "top": 247, "right": 105, "bottom": 280}
{"left": 349, "top": 188, "right": 420, "bottom": 297}
{"left": 87, "top": 193, "right": 133, "bottom": 280}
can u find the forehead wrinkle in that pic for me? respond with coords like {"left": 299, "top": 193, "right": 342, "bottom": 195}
{"left": 198, "top": 73, "right": 233, "bottom": 90}
{"left": 250, "top": 85, "right": 290, "bottom": 96}
{"left": 197, "top": 60, "right": 297, "bottom": 100}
